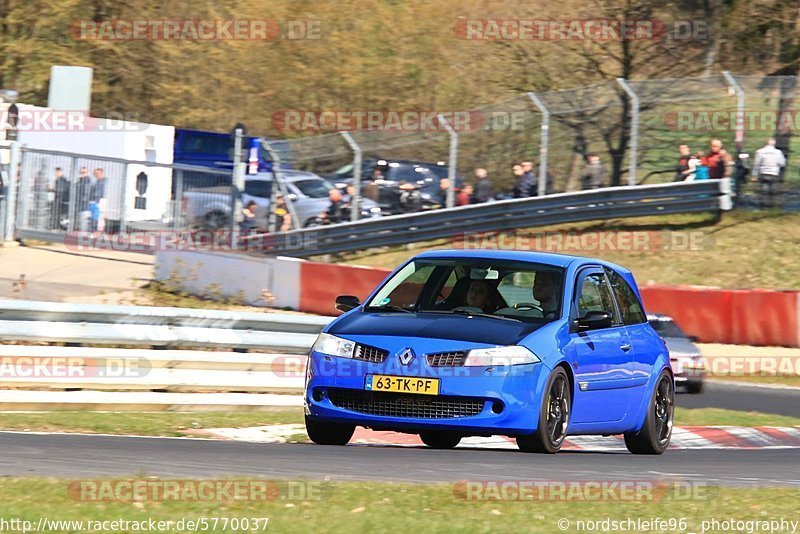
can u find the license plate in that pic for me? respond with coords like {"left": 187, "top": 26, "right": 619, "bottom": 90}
{"left": 365, "top": 375, "right": 440, "bottom": 395}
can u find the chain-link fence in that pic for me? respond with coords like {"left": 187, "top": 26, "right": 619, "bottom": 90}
{"left": 4, "top": 72, "right": 799, "bottom": 248}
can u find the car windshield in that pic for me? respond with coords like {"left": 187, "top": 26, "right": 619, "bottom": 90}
{"left": 365, "top": 258, "right": 565, "bottom": 323}
{"left": 292, "top": 178, "right": 335, "bottom": 198}
{"left": 649, "top": 318, "right": 687, "bottom": 338}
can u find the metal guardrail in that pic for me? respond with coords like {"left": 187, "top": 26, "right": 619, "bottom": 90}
{"left": 263, "top": 179, "right": 730, "bottom": 257}
{"left": 0, "top": 300, "right": 329, "bottom": 395}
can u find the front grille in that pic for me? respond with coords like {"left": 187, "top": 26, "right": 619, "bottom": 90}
{"left": 353, "top": 344, "right": 388, "bottom": 363}
{"left": 327, "top": 388, "right": 484, "bottom": 419}
{"left": 426, "top": 351, "right": 467, "bottom": 367}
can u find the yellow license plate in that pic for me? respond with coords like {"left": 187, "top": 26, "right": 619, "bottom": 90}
{"left": 365, "top": 375, "right": 440, "bottom": 395}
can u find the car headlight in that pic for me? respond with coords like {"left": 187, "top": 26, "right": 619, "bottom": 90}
{"left": 463, "top": 346, "right": 540, "bottom": 367}
{"left": 312, "top": 333, "right": 356, "bottom": 358}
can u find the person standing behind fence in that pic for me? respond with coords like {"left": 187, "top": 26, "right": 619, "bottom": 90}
{"left": 706, "top": 139, "right": 733, "bottom": 180}
{"left": 582, "top": 154, "right": 607, "bottom": 190}
{"left": 75, "top": 167, "right": 92, "bottom": 232}
{"left": 89, "top": 168, "right": 106, "bottom": 233}
{"left": 49, "top": 167, "right": 70, "bottom": 229}
{"left": 472, "top": 168, "right": 493, "bottom": 203}
{"left": 751, "top": 138, "right": 786, "bottom": 206}
{"left": 521, "top": 161, "right": 538, "bottom": 196}
{"left": 675, "top": 145, "right": 692, "bottom": 181}
{"left": 512, "top": 163, "right": 533, "bottom": 198}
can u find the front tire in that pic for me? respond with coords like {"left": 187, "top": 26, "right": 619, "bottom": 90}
{"left": 685, "top": 380, "right": 704, "bottom": 394}
{"left": 419, "top": 431, "right": 461, "bottom": 449}
{"left": 517, "top": 367, "right": 571, "bottom": 453}
{"left": 624, "top": 370, "right": 674, "bottom": 455}
{"left": 305, "top": 415, "right": 355, "bottom": 446}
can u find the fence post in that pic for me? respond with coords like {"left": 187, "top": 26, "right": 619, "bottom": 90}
{"left": 339, "top": 131, "right": 361, "bottom": 222}
{"left": 527, "top": 92, "right": 550, "bottom": 196}
{"left": 438, "top": 114, "right": 458, "bottom": 208}
{"left": 722, "top": 71, "right": 745, "bottom": 151}
{"left": 2, "top": 142, "right": 20, "bottom": 241}
{"left": 172, "top": 168, "right": 184, "bottom": 230}
{"left": 230, "top": 128, "right": 245, "bottom": 249}
{"left": 261, "top": 140, "right": 299, "bottom": 231}
{"left": 119, "top": 162, "right": 129, "bottom": 234}
{"left": 616, "top": 78, "right": 639, "bottom": 186}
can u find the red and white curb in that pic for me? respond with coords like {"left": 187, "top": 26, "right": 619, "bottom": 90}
{"left": 196, "top": 425, "right": 800, "bottom": 451}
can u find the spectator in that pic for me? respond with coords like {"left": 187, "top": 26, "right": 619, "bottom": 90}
{"left": 75, "top": 167, "right": 92, "bottom": 232}
{"left": 752, "top": 138, "right": 787, "bottom": 205}
{"left": 675, "top": 145, "right": 692, "bottom": 181}
{"left": 582, "top": 154, "right": 606, "bottom": 190}
{"left": 320, "top": 188, "right": 345, "bottom": 223}
{"left": 521, "top": 161, "right": 538, "bottom": 196}
{"left": 511, "top": 163, "right": 533, "bottom": 197}
{"left": 456, "top": 184, "right": 473, "bottom": 206}
{"left": 472, "top": 168, "right": 493, "bottom": 203}
{"left": 706, "top": 139, "right": 733, "bottom": 180}
{"left": 89, "top": 167, "right": 106, "bottom": 233}
{"left": 240, "top": 200, "right": 258, "bottom": 235}
{"left": 692, "top": 151, "right": 710, "bottom": 180}
{"left": 273, "top": 194, "right": 292, "bottom": 232}
{"left": 49, "top": 167, "right": 70, "bottom": 229}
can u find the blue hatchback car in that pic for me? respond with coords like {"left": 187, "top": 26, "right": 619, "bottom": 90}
{"left": 304, "top": 250, "right": 674, "bottom": 454}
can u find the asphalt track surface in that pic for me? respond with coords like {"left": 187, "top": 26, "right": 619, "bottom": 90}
{"left": 677, "top": 380, "right": 800, "bottom": 417}
{"left": 2, "top": 431, "right": 799, "bottom": 487}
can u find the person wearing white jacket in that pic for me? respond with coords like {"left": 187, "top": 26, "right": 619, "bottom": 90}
{"left": 751, "top": 139, "right": 787, "bottom": 203}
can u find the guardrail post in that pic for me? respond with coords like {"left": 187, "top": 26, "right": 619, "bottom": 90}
{"left": 2, "top": 142, "right": 20, "bottom": 241}
{"left": 172, "top": 168, "right": 184, "bottom": 230}
{"left": 261, "top": 140, "right": 300, "bottom": 232}
{"left": 719, "top": 177, "right": 733, "bottom": 211}
{"left": 119, "top": 161, "right": 129, "bottom": 234}
{"left": 339, "top": 131, "right": 362, "bottom": 222}
{"left": 616, "top": 78, "right": 639, "bottom": 186}
{"left": 527, "top": 92, "right": 550, "bottom": 197}
{"left": 722, "top": 71, "right": 745, "bottom": 151}
{"left": 437, "top": 114, "right": 458, "bottom": 208}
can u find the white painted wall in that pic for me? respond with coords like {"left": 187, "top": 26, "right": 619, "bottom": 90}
{"left": 155, "top": 250, "right": 303, "bottom": 309}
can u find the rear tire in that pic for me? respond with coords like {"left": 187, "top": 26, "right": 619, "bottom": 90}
{"left": 305, "top": 415, "right": 355, "bottom": 446}
{"left": 624, "top": 370, "right": 674, "bottom": 455}
{"left": 419, "top": 431, "right": 461, "bottom": 449}
{"left": 517, "top": 367, "right": 571, "bottom": 454}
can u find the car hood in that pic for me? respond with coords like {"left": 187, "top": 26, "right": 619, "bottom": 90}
{"left": 327, "top": 311, "right": 541, "bottom": 345}
{"left": 664, "top": 337, "right": 700, "bottom": 357}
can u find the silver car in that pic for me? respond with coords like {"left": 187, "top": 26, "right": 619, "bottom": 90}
{"left": 648, "top": 313, "right": 706, "bottom": 393}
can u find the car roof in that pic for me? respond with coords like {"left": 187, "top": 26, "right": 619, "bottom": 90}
{"left": 413, "top": 249, "right": 632, "bottom": 272}
{"left": 247, "top": 170, "right": 324, "bottom": 183}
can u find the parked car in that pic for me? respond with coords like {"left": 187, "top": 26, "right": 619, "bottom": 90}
{"left": 182, "top": 170, "right": 382, "bottom": 230}
{"left": 648, "top": 313, "right": 705, "bottom": 394}
{"left": 304, "top": 250, "right": 674, "bottom": 454}
{"left": 331, "top": 159, "right": 460, "bottom": 214}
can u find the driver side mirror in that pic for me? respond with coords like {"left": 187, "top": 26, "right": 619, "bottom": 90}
{"left": 575, "top": 310, "right": 613, "bottom": 331}
{"left": 335, "top": 295, "right": 360, "bottom": 312}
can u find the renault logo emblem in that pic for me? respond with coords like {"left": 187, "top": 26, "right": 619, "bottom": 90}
{"left": 398, "top": 348, "right": 415, "bottom": 365}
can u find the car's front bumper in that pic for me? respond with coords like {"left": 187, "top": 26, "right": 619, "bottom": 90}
{"left": 670, "top": 356, "right": 706, "bottom": 384}
{"left": 304, "top": 339, "right": 550, "bottom": 436}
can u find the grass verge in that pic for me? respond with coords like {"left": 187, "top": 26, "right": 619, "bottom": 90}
{"left": 674, "top": 407, "right": 800, "bottom": 427}
{"left": 0, "top": 479, "right": 797, "bottom": 533}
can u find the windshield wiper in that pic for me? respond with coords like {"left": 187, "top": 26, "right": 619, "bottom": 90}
{"left": 431, "top": 309, "right": 522, "bottom": 323}
{"left": 365, "top": 305, "right": 414, "bottom": 313}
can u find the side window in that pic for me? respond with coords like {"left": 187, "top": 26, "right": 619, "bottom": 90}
{"left": 576, "top": 272, "right": 618, "bottom": 323}
{"left": 244, "top": 181, "right": 271, "bottom": 198}
{"left": 605, "top": 268, "right": 647, "bottom": 324}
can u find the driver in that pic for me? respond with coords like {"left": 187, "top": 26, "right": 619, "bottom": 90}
{"left": 533, "top": 271, "right": 560, "bottom": 319}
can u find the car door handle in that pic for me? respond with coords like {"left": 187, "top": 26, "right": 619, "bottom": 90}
{"left": 620, "top": 343, "right": 632, "bottom": 352}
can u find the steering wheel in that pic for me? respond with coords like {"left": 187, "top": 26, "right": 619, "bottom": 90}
{"left": 514, "top": 302, "right": 543, "bottom": 312}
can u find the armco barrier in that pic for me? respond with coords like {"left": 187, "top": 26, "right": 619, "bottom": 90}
{"left": 640, "top": 286, "right": 800, "bottom": 347}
